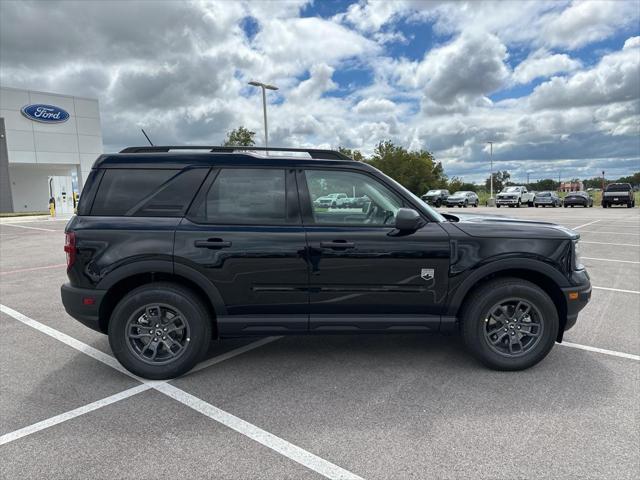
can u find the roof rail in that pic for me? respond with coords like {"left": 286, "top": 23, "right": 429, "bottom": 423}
{"left": 119, "top": 145, "right": 352, "bottom": 160}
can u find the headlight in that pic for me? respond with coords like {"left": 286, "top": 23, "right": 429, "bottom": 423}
{"left": 573, "top": 240, "right": 583, "bottom": 270}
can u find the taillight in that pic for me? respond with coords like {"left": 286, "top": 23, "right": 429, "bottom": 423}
{"left": 64, "top": 232, "right": 77, "bottom": 270}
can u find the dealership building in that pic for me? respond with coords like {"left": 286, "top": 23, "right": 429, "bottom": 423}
{"left": 0, "top": 86, "right": 103, "bottom": 213}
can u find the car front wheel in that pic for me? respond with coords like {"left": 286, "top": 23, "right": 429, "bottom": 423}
{"left": 108, "top": 282, "right": 212, "bottom": 380}
{"left": 460, "top": 277, "right": 558, "bottom": 371}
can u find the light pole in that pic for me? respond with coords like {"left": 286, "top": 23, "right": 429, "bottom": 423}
{"left": 248, "top": 80, "right": 278, "bottom": 151}
{"left": 487, "top": 141, "right": 494, "bottom": 199}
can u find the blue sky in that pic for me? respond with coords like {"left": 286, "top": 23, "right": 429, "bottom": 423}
{"left": 2, "top": 0, "right": 639, "bottom": 183}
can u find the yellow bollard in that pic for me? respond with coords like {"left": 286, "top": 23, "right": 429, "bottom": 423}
{"left": 49, "top": 198, "right": 56, "bottom": 217}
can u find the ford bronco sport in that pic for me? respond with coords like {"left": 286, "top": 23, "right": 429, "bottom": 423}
{"left": 61, "top": 146, "right": 591, "bottom": 379}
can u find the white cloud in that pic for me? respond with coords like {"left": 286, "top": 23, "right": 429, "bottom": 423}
{"left": 529, "top": 40, "right": 640, "bottom": 110}
{"left": 354, "top": 97, "right": 397, "bottom": 114}
{"left": 512, "top": 49, "right": 582, "bottom": 84}
{"left": 541, "top": 0, "right": 640, "bottom": 49}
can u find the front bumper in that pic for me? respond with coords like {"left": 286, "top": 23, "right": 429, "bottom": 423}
{"left": 496, "top": 198, "right": 518, "bottom": 205}
{"left": 561, "top": 275, "right": 591, "bottom": 334}
{"left": 446, "top": 199, "right": 465, "bottom": 206}
{"left": 61, "top": 283, "right": 107, "bottom": 333}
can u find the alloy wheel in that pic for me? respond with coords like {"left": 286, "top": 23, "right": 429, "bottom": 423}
{"left": 125, "top": 304, "right": 191, "bottom": 365}
{"left": 483, "top": 299, "right": 543, "bottom": 357}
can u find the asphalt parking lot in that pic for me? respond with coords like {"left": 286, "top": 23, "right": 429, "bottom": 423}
{"left": 1, "top": 207, "right": 638, "bottom": 479}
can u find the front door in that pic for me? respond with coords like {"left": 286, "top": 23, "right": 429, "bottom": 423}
{"left": 299, "top": 168, "right": 450, "bottom": 332}
{"left": 174, "top": 167, "right": 309, "bottom": 335}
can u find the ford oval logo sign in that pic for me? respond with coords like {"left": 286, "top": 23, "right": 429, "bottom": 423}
{"left": 21, "top": 104, "right": 70, "bottom": 123}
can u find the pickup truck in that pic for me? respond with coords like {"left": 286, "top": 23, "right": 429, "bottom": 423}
{"left": 496, "top": 186, "right": 535, "bottom": 208}
{"left": 602, "top": 183, "right": 635, "bottom": 208}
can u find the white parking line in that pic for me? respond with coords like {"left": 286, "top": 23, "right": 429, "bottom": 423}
{"left": 592, "top": 286, "right": 640, "bottom": 295}
{"left": 579, "top": 231, "right": 640, "bottom": 236}
{"left": 581, "top": 241, "right": 639, "bottom": 247}
{"left": 0, "top": 305, "right": 362, "bottom": 480}
{"left": 1, "top": 223, "right": 57, "bottom": 232}
{"left": 156, "top": 383, "right": 364, "bottom": 480}
{"left": 583, "top": 257, "right": 640, "bottom": 264}
{"left": 0, "top": 384, "right": 153, "bottom": 446}
{"left": 560, "top": 342, "right": 639, "bottom": 361}
{"left": 0, "top": 263, "right": 67, "bottom": 276}
{"left": 573, "top": 220, "right": 600, "bottom": 230}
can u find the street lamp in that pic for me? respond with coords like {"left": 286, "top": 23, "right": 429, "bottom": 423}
{"left": 248, "top": 80, "right": 278, "bottom": 152}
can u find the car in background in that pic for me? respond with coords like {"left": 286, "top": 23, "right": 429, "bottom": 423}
{"left": 534, "top": 191, "right": 561, "bottom": 208}
{"left": 602, "top": 183, "right": 635, "bottom": 208}
{"left": 563, "top": 191, "right": 593, "bottom": 208}
{"left": 421, "top": 189, "right": 450, "bottom": 207}
{"left": 445, "top": 191, "right": 479, "bottom": 208}
{"left": 496, "top": 186, "right": 535, "bottom": 207}
{"left": 335, "top": 194, "right": 370, "bottom": 209}
{"left": 314, "top": 192, "right": 348, "bottom": 208}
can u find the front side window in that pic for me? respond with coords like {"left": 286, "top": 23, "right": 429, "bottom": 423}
{"left": 305, "top": 169, "right": 403, "bottom": 225}
{"left": 195, "top": 168, "right": 287, "bottom": 224}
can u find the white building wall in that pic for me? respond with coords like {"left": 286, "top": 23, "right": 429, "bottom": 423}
{"left": 0, "top": 87, "right": 103, "bottom": 212}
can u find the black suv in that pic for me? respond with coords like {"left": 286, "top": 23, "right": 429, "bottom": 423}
{"left": 61, "top": 146, "right": 591, "bottom": 379}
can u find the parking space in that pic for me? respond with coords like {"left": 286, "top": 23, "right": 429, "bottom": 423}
{"left": 1, "top": 207, "right": 638, "bottom": 479}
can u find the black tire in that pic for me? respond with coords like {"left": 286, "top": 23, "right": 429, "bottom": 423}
{"left": 436, "top": 199, "right": 441, "bottom": 207}
{"left": 108, "top": 282, "right": 212, "bottom": 380}
{"left": 628, "top": 202, "right": 633, "bottom": 208}
{"left": 464, "top": 200, "right": 468, "bottom": 208}
{"left": 602, "top": 203, "right": 607, "bottom": 208}
{"left": 460, "top": 277, "right": 559, "bottom": 371}
{"left": 535, "top": 204, "right": 539, "bottom": 208}
{"left": 496, "top": 204, "right": 501, "bottom": 208}
{"left": 563, "top": 204, "right": 567, "bottom": 208}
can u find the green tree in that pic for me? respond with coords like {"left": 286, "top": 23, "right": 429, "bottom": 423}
{"left": 223, "top": 126, "right": 256, "bottom": 146}
{"left": 530, "top": 178, "right": 557, "bottom": 191}
{"left": 485, "top": 170, "right": 511, "bottom": 192}
{"left": 448, "top": 176, "right": 464, "bottom": 193}
{"left": 368, "top": 140, "right": 446, "bottom": 195}
{"left": 338, "top": 147, "right": 365, "bottom": 162}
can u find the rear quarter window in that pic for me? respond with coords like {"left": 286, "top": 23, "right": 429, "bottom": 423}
{"left": 90, "top": 168, "right": 207, "bottom": 217}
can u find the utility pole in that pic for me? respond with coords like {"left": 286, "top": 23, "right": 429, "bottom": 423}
{"left": 487, "top": 141, "right": 494, "bottom": 199}
{"left": 248, "top": 81, "right": 278, "bottom": 152}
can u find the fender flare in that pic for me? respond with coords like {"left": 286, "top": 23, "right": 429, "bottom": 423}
{"left": 97, "top": 260, "right": 227, "bottom": 316}
{"left": 446, "top": 257, "right": 569, "bottom": 317}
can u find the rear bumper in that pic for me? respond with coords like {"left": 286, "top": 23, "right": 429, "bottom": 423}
{"left": 61, "top": 283, "right": 107, "bottom": 333}
{"left": 603, "top": 195, "right": 632, "bottom": 205}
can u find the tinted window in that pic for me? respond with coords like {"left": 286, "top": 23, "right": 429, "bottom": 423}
{"left": 92, "top": 169, "right": 178, "bottom": 216}
{"left": 196, "top": 168, "right": 287, "bottom": 224}
{"left": 305, "top": 169, "right": 403, "bottom": 225}
{"left": 131, "top": 168, "right": 208, "bottom": 217}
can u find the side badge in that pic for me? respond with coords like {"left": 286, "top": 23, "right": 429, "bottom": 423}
{"left": 421, "top": 268, "right": 435, "bottom": 281}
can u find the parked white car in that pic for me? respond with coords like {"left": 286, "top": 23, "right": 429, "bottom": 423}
{"left": 496, "top": 186, "right": 535, "bottom": 208}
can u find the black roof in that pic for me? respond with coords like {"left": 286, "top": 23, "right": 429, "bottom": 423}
{"left": 92, "top": 146, "right": 363, "bottom": 170}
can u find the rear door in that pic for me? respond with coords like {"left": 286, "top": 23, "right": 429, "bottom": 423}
{"left": 298, "top": 168, "right": 450, "bottom": 332}
{"left": 174, "top": 167, "right": 309, "bottom": 335}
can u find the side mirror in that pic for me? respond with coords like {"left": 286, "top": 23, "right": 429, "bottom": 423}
{"left": 394, "top": 208, "right": 424, "bottom": 232}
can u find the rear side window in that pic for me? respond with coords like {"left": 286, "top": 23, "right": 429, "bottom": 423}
{"left": 91, "top": 169, "right": 207, "bottom": 217}
{"left": 192, "top": 168, "right": 287, "bottom": 224}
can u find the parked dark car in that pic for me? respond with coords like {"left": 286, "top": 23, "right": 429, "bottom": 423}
{"left": 61, "top": 146, "right": 591, "bottom": 379}
{"left": 421, "top": 189, "right": 449, "bottom": 207}
{"left": 602, "top": 183, "right": 635, "bottom": 208}
{"left": 445, "top": 191, "right": 479, "bottom": 208}
{"left": 563, "top": 191, "right": 593, "bottom": 208}
{"left": 534, "top": 191, "right": 561, "bottom": 208}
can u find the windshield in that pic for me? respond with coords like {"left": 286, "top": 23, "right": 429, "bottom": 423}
{"left": 426, "top": 190, "right": 440, "bottom": 194}
{"left": 453, "top": 191, "right": 469, "bottom": 196}
{"left": 503, "top": 187, "right": 520, "bottom": 192}
{"left": 537, "top": 192, "right": 551, "bottom": 197}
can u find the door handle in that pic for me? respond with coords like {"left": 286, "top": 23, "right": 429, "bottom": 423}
{"left": 194, "top": 238, "right": 232, "bottom": 249}
{"left": 320, "top": 240, "right": 355, "bottom": 250}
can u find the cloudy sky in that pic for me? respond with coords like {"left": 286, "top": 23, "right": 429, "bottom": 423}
{"left": 1, "top": 0, "right": 639, "bottom": 183}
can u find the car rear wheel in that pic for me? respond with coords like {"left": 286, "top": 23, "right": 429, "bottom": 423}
{"left": 108, "top": 282, "right": 211, "bottom": 379}
{"left": 460, "top": 278, "right": 558, "bottom": 371}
